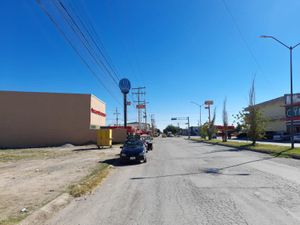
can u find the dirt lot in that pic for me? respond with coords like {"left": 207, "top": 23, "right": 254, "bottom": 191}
{"left": 0, "top": 144, "right": 120, "bottom": 225}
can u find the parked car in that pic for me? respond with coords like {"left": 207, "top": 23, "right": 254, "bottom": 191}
{"left": 273, "top": 132, "right": 290, "bottom": 141}
{"left": 162, "top": 134, "right": 167, "bottom": 138}
{"left": 120, "top": 139, "right": 147, "bottom": 164}
{"left": 141, "top": 134, "right": 153, "bottom": 151}
{"left": 294, "top": 134, "right": 300, "bottom": 142}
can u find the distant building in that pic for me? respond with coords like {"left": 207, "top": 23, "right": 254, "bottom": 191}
{"left": 0, "top": 91, "right": 106, "bottom": 148}
{"left": 247, "top": 94, "right": 300, "bottom": 134}
{"left": 127, "top": 122, "right": 151, "bottom": 131}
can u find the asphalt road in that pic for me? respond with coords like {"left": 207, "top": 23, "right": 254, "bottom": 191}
{"left": 47, "top": 137, "right": 300, "bottom": 225}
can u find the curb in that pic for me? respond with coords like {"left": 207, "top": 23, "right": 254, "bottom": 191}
{"left": 19, "top": 193, "right": 73, "bottom": 225}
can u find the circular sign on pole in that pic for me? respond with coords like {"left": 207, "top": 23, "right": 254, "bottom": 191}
{"left": 119, "top": 78, "right": 131, "bottom": 94}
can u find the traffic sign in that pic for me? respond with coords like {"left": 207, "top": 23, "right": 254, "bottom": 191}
{"left": 119, "top": 78, "right": 131, "bottom": 94}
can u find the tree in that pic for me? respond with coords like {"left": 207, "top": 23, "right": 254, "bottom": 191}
{"left": 235, "top": 123, "right": 242, "bottom": 133}
{"left": 234, "top": 79, "right": 265, "bottom": 145}
{"left": 222, "top": 98, "right": 228, "bottom": 142}
{"left": 199, "top": 123, "right": 209, "bottom": 139}
{"left": 163, "top": 125, "right": 179, "bottom": 135}
{"left": 246, "top": 80, "right": 265, "bottom": 145}
{"left": 207, "top": 108, "right": 217, "bottom": 140}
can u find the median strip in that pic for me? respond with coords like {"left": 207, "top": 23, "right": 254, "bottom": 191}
{"left": 191, "top": 138, "right": 300, "bottom": 159}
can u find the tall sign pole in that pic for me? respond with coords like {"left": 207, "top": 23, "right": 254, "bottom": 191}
{"left": 205, "top": 100, "right": 214, "bottom": 123}
{"left": 119, "top": 78, "right": 131, "bottom": 127}
{"left": 123, "top": 94, "right": 127, "bottom": 127}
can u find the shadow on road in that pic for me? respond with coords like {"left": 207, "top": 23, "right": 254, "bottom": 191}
{"left": 130, "top": 155, "right": 282, "bottom": 180}
{"left": 130, "top": 170, "right": 250, "bottom": 180}
{"left": 99, "top": 157, "right": 142, "bottom": 167}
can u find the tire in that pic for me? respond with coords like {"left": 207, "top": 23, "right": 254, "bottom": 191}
{"left": 144, "top": 156, "right": 147, "bottom": 163}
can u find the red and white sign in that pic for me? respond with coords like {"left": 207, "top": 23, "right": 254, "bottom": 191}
{"left": 91, "top": 108, "right": 106, "bottom": 117}
{"left": 136, "top": 104, "right": 145, "bottom": 109}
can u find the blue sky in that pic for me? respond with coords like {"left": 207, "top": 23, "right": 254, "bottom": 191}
{"left": 1, "top": 0, "right": 300, "bottom": 129}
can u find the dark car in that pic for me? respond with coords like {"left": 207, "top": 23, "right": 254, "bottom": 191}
{"left": 141, "top": 135, "right": 153, "bottom": 151}
{"left": 120, "top": 140, "right": 147, "bottom": 164}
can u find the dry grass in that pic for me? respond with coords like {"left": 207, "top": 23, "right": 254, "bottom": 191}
{"left": 0, "top": 149, "right": 70, "bottom": 162}
{"left": 68, "top": 163, "right": 111, "bottom": 197}
{"left": 0, "top": 213, "right": 28, "bottom": 225}
{"left": 191, "top": 138, "right": 300, "bottom": 158}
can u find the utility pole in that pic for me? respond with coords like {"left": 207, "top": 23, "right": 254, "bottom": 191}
{"left": 132, "top": 87, "right": 146, "bottom": 130}
{"left": 143, "top": 100, "right": 150, "bottom": 131}
{"left": 144, "top": 111, "right": 147, "bottom": 131}
{"left": 113, "top": 108, "right": 120, "bottom": 126}
{"left": 151, "top": 114, "right": 155, "bottom": 136}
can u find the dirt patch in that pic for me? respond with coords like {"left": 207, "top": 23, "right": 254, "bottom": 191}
{"left": 0, "top": 145, "right": 120, "bottom": 225}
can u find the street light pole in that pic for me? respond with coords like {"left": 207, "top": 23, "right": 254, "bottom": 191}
{"left": 290, "top": 47, "right": 294, "bottom": 149}
{"left": 260, "top": 35, "right": 300, "bottom": 149}
{"left": 187, "top": 116, "right": 190, "bottom": 139}
{"left": 190, "top": 101, "right": 203, "bottom": 126}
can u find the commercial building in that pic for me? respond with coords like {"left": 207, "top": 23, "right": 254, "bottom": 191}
{"left": 250, "top": 94, "right": 300, "bottom": 134}
{"left": 253, "top": 96, "right": 286, "bottom": 133}
{"left": 0, "top": 91, "right": 106, "bottom": 148}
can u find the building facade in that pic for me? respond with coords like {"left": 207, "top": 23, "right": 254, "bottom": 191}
{"left": 0, "top": 91, "right": 106, "bottom": 148}
{"left": 254, "top": 96, "right": 286, "bottom": 133}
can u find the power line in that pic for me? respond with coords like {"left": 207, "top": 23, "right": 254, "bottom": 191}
{"left": 220, "top": 0, "right": 262, "bottom": 72}
{"left": 52, "top": 0, "right": 119, "bottom": 86}
{"left": 67, "top": 0, "right": 121, "bottom": 81}
{"left": 36, "top": 0, "right": 121, "bottom": 105}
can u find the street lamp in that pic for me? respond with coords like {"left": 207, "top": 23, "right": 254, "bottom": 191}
{"left": 260, "top": 35, "right": 300, "bottom": 149}
{"left": 190, "top": 101, "right": 204, "bottom": 126}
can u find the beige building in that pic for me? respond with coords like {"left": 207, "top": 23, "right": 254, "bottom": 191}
{"left": 0, "top": 91, "right": 106, "bottom": 148}
{"left": 254, "top": 96, "right": 286, "bottom": 133}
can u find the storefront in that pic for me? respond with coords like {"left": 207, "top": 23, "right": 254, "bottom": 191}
{"left": 285, "top": 94, "right": 300, "bottom": 133}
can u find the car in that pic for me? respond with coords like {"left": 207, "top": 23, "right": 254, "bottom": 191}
{"left": 294, "top": 134, "right": 300, "bottom": 142}
{"left": 120, "top": 139, "right": 147, "bottom": 164}
{"left": 141, "top": 135, "right": 153, "bottom": 151}
{"left": 273, "top": 132, "right": 290, "bottom": 141}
